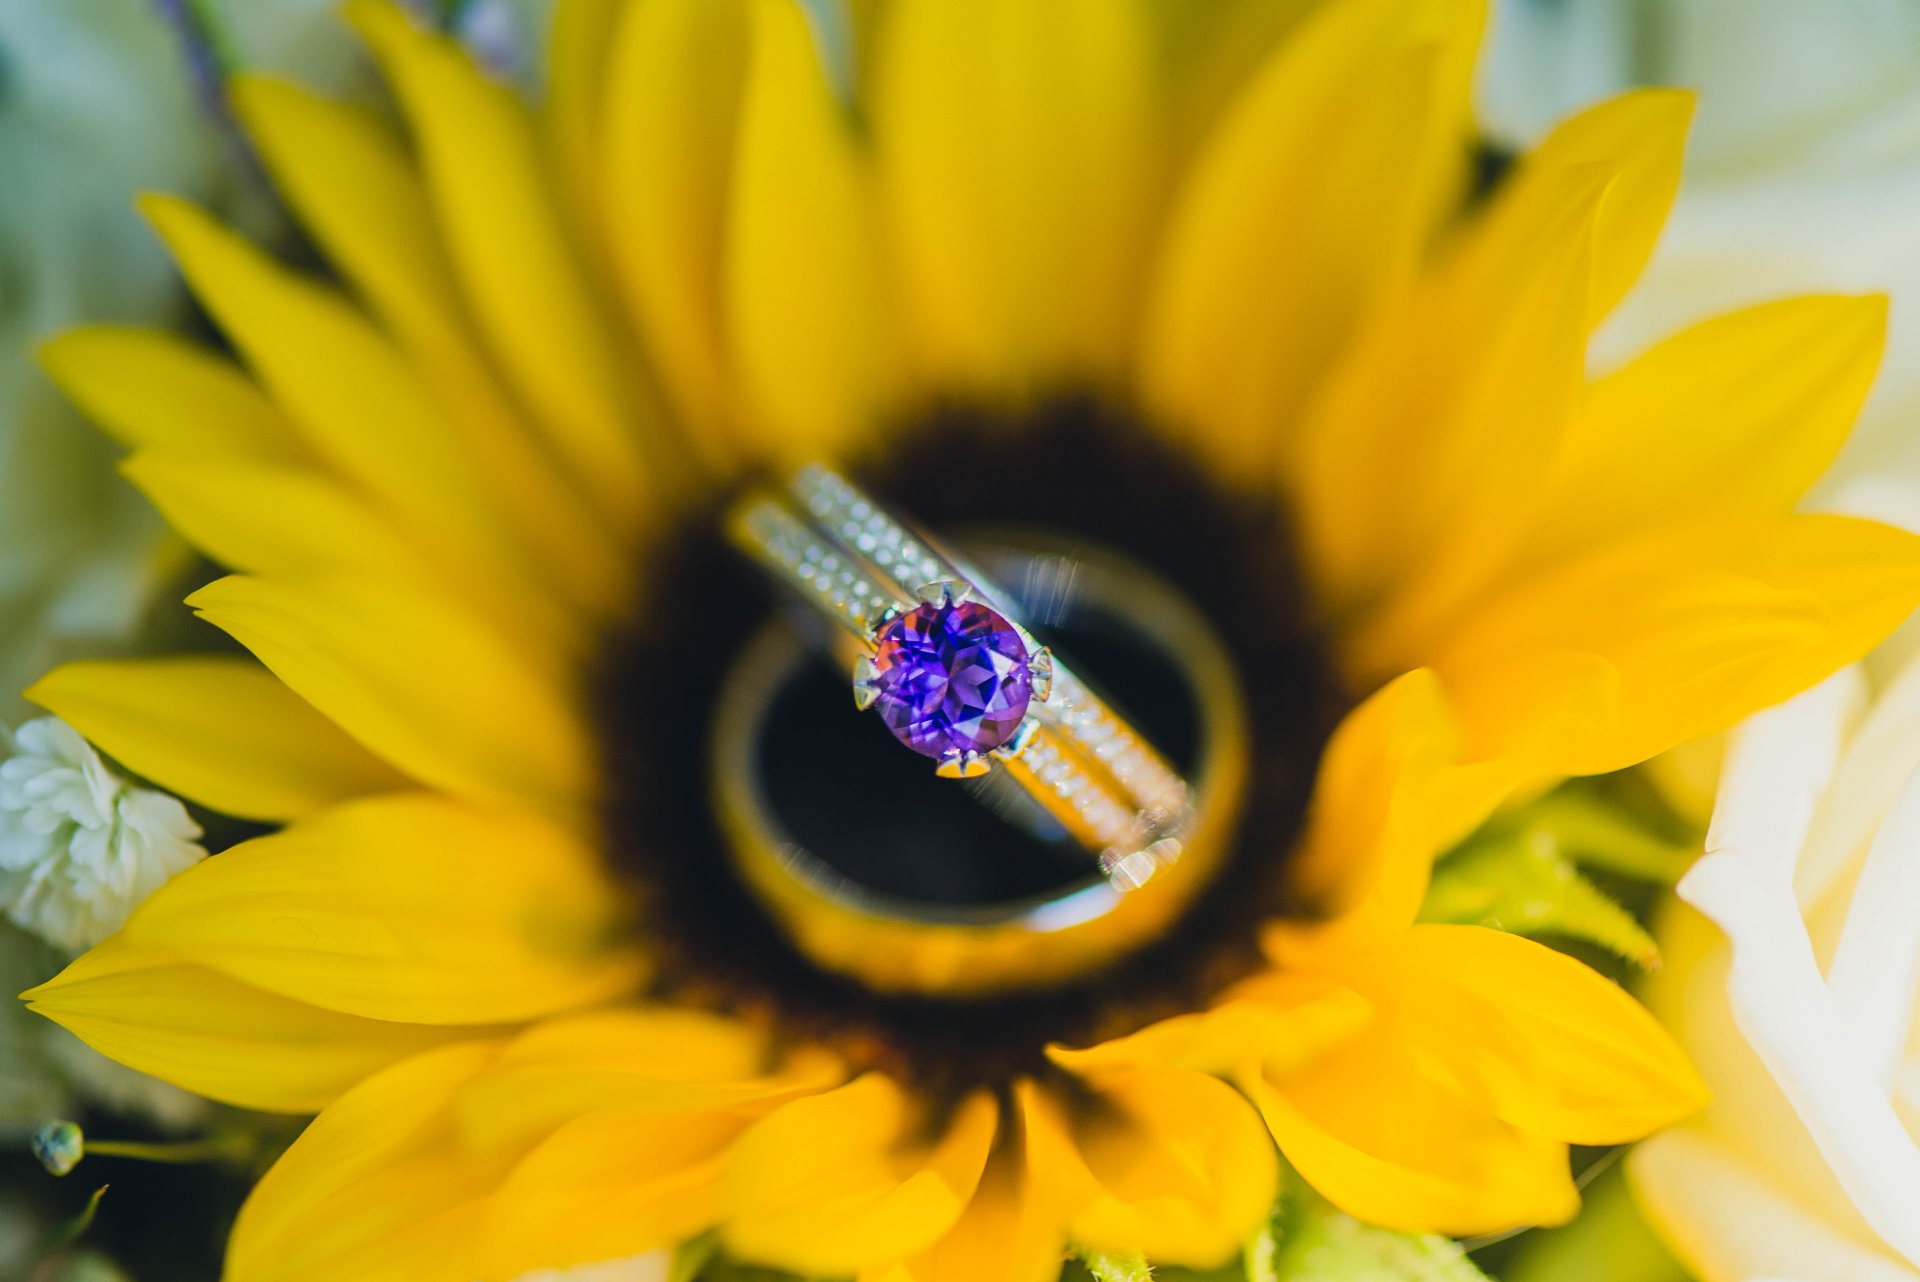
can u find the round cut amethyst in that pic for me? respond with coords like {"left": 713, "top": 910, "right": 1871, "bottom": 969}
{"left": 870, "top": 599, "right": 1033, "bottom": 758}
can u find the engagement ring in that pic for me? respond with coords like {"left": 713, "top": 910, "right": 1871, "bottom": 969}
{"left": 729, "top": 466, "right": 1195, "bottom": 889}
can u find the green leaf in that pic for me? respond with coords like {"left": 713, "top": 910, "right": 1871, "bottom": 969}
{"left": 1157, "top": 1262, "right": 1245, "bottom": 1282}
{"left": 1243, "top": 1177, "right": 1289, "bottom": 1282}
{"left": 1237, "top": 1245, "right": 1275, "bottom": 1282}
{"left": 1271, "top": 1175, "right": 1491, "bottom": 1282}
{"left": 672, "top": 1232, "right": 720, "bottom": 1282}
{"left": 1278, "top": 1216, "right": 1489, "bottom": 1282}
{"left": 1080, "top": 1249, "right": 1155, "bottom": 1282}
{"left": 1419, "top": 772, "right": 1707, "bottom": 967}
{"left": 1421, "top": 829, "right": 1662, "bottom": 968}
{"left": 1497, "top": 1165, "right": 1691, "bottom": 1282}
{"left": 51, "top": 1254, "right": 132, "bottom": 1282}
{"left": 1516, "top": 784, "right": 1697, "bottom": 883}
{"left": 40, "top": 1184, "right": 109, "bottom": 1253}
{"left": 695, "top": 1252, "right": 817, "bottom": 1282}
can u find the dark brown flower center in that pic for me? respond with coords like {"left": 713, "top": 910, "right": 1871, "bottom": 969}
{"left": 593, "top": 398, "right": 1351, "bottom": 1097}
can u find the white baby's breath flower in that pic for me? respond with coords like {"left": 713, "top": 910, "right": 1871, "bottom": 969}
{"left": 0, "top": 716, "right": 205, "bottom": 952}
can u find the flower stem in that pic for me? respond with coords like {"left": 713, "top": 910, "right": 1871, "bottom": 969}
{"left": 82, "top": 1135, "right": 248, "bottom": 1165}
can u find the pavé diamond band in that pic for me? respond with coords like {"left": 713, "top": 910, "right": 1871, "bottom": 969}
{"left": 727, "top": 465, "right": 1199, "bottom": 889}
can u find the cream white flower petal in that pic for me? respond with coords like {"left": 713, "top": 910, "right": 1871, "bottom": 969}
{"left": 1824, "top": 763, "right": 1920, "bottom": 1086}
{"left": 1680, "top": 678, "right": 1920, "bottom": 1268}
{"left": 1828, "top": 473, "right": 1920, "bottom": 537}
{"left": 1632, "top": 1129, "right": 1919, "bottom": 1282}
{"left": 1801, "top": 643, "right": 1920, "bottom": 902}
{"left": 1899, "top": 1065, "right": 1920, "bottom": 1133}
{"left": 1696, "top": 668, "right": 1858, "bottom": 886}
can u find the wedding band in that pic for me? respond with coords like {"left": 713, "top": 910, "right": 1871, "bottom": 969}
{"left": 728, "top": 466, "right": 1195, "bottom": 888}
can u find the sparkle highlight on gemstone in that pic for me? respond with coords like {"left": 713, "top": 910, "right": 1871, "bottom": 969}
{"left": 869, "top": 599, "right": 1034, "bottom": 759}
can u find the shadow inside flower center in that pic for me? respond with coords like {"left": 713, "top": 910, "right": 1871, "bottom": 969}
{"left": 593, "top": 399, "right": 1351, "bottom": 1096}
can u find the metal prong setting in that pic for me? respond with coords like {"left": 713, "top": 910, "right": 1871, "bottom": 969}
{"left": 991, "top": 716, "right": 1040, "bottom": 763}
{"left": 851, "top": 655, "right": 879, "bottom": 711}
{"left": 1028, "top": 646, "right": 1054, "bottom": 703}
{"left": 915, "top": 579, "right": 973, "bottom": 607}
{"left": 935, "top": 751, "right": 992, "bottom": 779}
{"left": 1101, "top": 837, "right": 1186, "bottom": 891}
{"left": 864, "top": 604, "right": 903, "bottom": 643}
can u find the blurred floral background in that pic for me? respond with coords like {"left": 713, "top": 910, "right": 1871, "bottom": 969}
{"left": 5, "top": 0, "right": 1920, "bottom": 1279}
{"left": 0, "top": 7, "right": 543, "bottom": 1274}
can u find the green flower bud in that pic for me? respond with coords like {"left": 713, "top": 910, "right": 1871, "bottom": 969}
{"left": 32, "top": 1118, "right": 84, "bottom": 1176}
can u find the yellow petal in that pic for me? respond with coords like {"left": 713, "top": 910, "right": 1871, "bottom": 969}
{"left": 1359, "top": 292, "right": 1889, "bottom": 662}
{"left": 347, "top": 0, "right": 659, "bottom": 526}
{"left": 22, "top": 937, "right": 480, "bottom": 1113}
{"left": 1283, "top": 670, "right": 1515, "bottom": 934}
{"left": 469, "top": 1008, "right": 835, "bottom": 1275}
{"left": 1243, "top": 1021, "right": 1579, "bottom": 1236}
{"left": 26, "top": 655, "right": 409, "bottom": 821}
{"left": 486, "top": 1106, "right": 746, "bottom": 1275}
{"left": 1157, "top": 0, "right": 1321, "bottom": 165}
{"left": 546, "top": 0, "right": 627, "bottom": 242}
{"left": 188, "top": 572, "right": 592, "bottom": 816}
{"left": 482, "top": 1007, "right": 772, "bottom": 1088}
{"left": 136, "top": 195, "right": 559, "bottom": 625}
{"left": 862, "top": 1152, "right": 1064, "bottom": 1282}
{"left": 230, "top": 73, "right": 627, "bottom": 616}
{"left": 724, "top": 1076, "right": 997, "bottom": 1273}
{"left": 1297, "top": 163, "right": 1604, "bottom": 633}
{"left": 105, "top": 792, "right": 639, "bottom": 1025}
{"left": 227, "top": 1040, "right": 513, "bottom": 1282}
{"left": 453, "top": 1009, "right": 832, "bottom": 1154}
{"left": 1531, "top": 294, "right": 1889, "bottom": 566}
{"left": 227, "top": 1015, "right": 814, "bottom": 1282}
{"left": 876, "top": 0, "right": 1159, "bottom": 394}
{"left": 138, "top": 194, "right": 487, "bottom": 537}
{"left": 1433, "top": 515, "right": 1920, "bottom": 778}
{"left": 1486, "top": 88, "right": 1693, "bottom": 327}
{"left": 39, "top": 326, "right": 302, "bottom": 462}
{"left": 1383, "top": 925, "right": 1707, "bottom": 1144}
{"left": 1022, "top": 1066, "right": 1276, "bottom": 1267}
{"left": 599, "top": 0, "right": 750, "bottom": 456}
{"left": 1047, "top": 973, "right": 1369, "bottom": 1078}
{"left": 229, "top": 75, "right": 457, "bottom": 357}
{"left": 1144, "top": 0, "right": 1483, "bottom": 477}
{"left": 726, "top": 0, "right": 903, "bottom": 460}
{"left": 120, "top": 451, "right": 436, "bottom": 585}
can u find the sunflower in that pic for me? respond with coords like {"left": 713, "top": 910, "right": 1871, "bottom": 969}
{"left": 19, "top": 0, "right": 1918, "bottom": 1277}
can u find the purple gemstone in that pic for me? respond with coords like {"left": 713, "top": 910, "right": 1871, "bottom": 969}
{"left": 870, "top": 599, "right": 1033, "bottom": 758}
